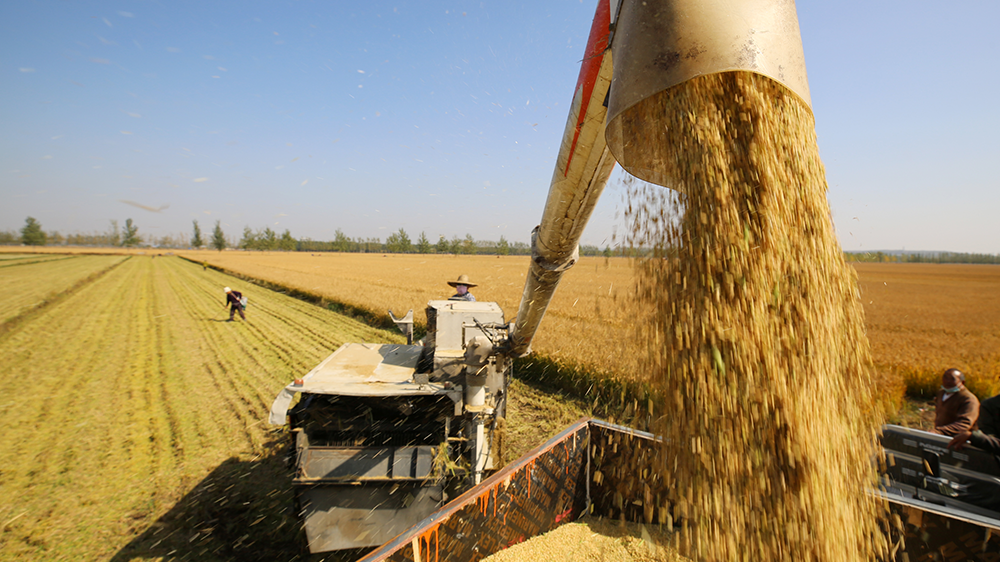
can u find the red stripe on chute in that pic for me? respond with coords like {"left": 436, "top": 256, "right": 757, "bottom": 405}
{"left": 563, "top": 0, "right": 611, "bottom": 178}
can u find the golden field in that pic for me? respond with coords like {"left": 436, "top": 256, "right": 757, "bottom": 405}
{"left": 177, "top": 250, "right": 643, "bottom": 381}
{"left": 855, "top": 262, "right": 1000, "bottom": 400}
{"left": 3, "top": 247, "right": 998, "bottom": 404}
{"left": 175, "top": 250, "right": 1000, "bottom": 405}
{"left": 0, "top": 252, "right": 587, "bottom": 561}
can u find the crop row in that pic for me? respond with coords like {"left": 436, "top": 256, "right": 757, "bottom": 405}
{"left": 0, "top": 254, "right": 127, "bottom": 325}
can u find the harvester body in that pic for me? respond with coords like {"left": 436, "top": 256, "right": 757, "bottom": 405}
{"left": 269, "top": 301, "right": 509, "bottom": 552}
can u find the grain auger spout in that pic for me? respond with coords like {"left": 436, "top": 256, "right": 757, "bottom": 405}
{"left": 508, "top": 0, "right": 811, "bottom": 357}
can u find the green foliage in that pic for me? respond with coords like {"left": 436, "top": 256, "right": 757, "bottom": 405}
{"left": 333, "top": 229, "right": 352, "bottom": 252}
{"left": 0, "top": 230, "right": 18, "bottom": 245}
{"left": 107, "top": 220, "right": 121, "bottom": 247}
{"left": 191, "top": 220, "right": 204, "bottom": 248}
{"left": 385, "top": 228, "right": 412, "bottom": 253}
{"left": 497, "top": 235, "right": 510, "bottom": 256}
{"left": 211, "top": 221, "right": 227, "bottom": 251}
{"left": 121, "top": 218, "right": 141, "bottom": 247}
{"left": 416, "top": 232, "right": 432, "bottom": 254}
{"left": 21, "top": 217, "right": 47, "bottom": 246}
{"left": 461, "top": 234, "right": 476, "bottom": 255}
{"left": 259, "top": 227, "right": 277, "bottom": 250}
{"left": 436, "top": 235, "right": 449, "bottom": 254}
{"left": 278, "top": 229, "right": 296, "bottom": 251}
{"left": 844, "top": 251, "right": 1000, "bottom": 264}
{"left": 239, "top": 226, "right": 256, "bottom": 250}
{"left": 905, "top": 252, "right": 1000, "bottom": 264}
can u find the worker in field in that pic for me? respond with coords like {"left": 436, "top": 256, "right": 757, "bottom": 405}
{"left": 932, "top": 368, "right": 980, "bottom": 436}
{"left": 447, "top": 274, "right": 476, "bottom": 302}
{"left": 224, "top": 286, "right": 246, "bottom": 322}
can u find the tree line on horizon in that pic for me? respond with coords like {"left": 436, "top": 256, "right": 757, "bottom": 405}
{"left": 6, "top": 216, "right": 997, "bottom": 263}
{"left": 844, "top": 250, "right": 1000, "bottom": 265}
{"left": 0, "top": 217, "right": 613, "bottom": 257}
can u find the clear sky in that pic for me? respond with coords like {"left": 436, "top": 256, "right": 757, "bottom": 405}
{"left": 2, "top": 1, "right": 998, "bottom": 253}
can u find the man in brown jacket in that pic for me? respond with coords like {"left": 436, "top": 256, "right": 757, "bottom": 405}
{"left": 933, "top": 368, "right": 979, "bottom": 436}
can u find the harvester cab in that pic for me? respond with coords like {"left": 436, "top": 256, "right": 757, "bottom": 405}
{"left": 268, "top": 299, "right": 510, "bottom": 552}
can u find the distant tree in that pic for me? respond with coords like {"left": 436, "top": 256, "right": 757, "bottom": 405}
{"left": 21, "top": 217, "right": 47, "bottom": 246}
{"left": 448, "top": 236, "right": 461, "bottom": 255}
{"left": 0, "top": 230, "right": 18, "bottom": 245}
{"left": 436, "top": 235, "right": 449, "bottom": 254}
{"left": 211, "top": 221, "right": 227, "bottom": 251}
{"left": 239, "top": 226, "right": 256, "bottom": 250}
{"left": 416, "top": 231, "right": 432, "bottom": 254}
{"left": 279, "top": 229, "right": 296, "bottom": 251}
{"left": 358, "top": 237, "right": 382, "bottom": 253}
{"left": 603, "top": 245, "right": 612, "bottom": 258}
{"left": 121, "top": 218, "right": 141, "bottom": 247}
{"left": 497, "top": 235, "right": 510, "bottom": 256}
{"left": 108, "top": 220, "right": 121, "bottom": 247}
{"left": 386, "top": 228, "right": 412, "bottom": 253}
{"left": 461, "top": 234, "right": 476, "bottom": 255}
{"left": 47, "top": 231, "right": 65, "bottom": 245}
{"left": 191, "top": 220, "right": 204, "bottom": 248}
{"left": 259, "top": 227, "right": 277, "bottom": 250}
{"left": 333, "top": 229, "right": 352, "bottom": 252}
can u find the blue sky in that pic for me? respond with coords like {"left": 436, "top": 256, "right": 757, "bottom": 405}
{"left": 2, "top": 1, "right": 998, "bottom": 253}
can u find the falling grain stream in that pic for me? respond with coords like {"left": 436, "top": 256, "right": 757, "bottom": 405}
{"left": 622, "top": 72, "right": 888, "bottom": 561}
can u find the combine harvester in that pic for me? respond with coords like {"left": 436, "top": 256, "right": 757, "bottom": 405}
{"left": 270, "top": 0, "right": 1000, "bottom": 559}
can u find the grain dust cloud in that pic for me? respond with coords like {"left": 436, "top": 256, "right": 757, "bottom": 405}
{"left": 622, "top": 72, "right": 888, "bottom": 561}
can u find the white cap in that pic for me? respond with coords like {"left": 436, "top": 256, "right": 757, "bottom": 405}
{"left": 224, "top": 287, "right": 231, "bottom": 293}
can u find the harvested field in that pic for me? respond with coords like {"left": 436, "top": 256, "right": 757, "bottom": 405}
{"left": 0, "top": 254, "right": 126, "bottom": 325}
{"left": 0, "top": 255, "right": 398, "bottom": 561}
{"left": 0, "top": 253, "right": 594, "bottom": 561}
{"left": 0, "top": 253, "right": 70, "bottom": 266}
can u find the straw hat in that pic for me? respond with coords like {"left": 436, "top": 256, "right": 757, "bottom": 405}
{"left": 224, "top": 287, "right": 232, "bottom": 293}
{"left": 447, "top": 274, "right": 477, "bottom": 288}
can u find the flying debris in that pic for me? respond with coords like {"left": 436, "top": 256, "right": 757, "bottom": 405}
{"left": 119, "top": 200, "right": 170, "bottom": 213}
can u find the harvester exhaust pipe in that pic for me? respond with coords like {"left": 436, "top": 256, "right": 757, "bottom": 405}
{"left": 510, "top": 0, "right": 812, "bottom": 356}
{"left": 605, "top": 0, "right": 812, "bottom": 188}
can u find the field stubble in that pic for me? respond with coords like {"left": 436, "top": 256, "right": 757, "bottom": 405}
{"left": 0, "top": 255, "right": 398, "bottom": 561}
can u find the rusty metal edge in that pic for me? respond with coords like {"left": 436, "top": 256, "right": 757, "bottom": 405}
{"left": 358, "top": 416, "right": 594, "bottom": 562}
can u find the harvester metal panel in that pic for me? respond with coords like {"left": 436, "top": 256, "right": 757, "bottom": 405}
{"left": 301, "top": 483, "right": 445, "bottom": 552}
{"left": 297, "top": 446, "right": 437, "bottom": 483}
{"left": 269, "top": 342, "right": 461, "bottom": 424}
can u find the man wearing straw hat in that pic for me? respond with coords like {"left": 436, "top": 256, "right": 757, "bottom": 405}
{"left": 223, "top": 286, "right": 246, "bottom": 321}
{"left": 447, "top": 275, "right": 477, "bottom": 302}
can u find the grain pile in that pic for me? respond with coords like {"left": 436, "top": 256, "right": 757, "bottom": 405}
{"left": 621, "top": 72, "right": 888, "bottom": 560}
{"left": 482, "top": 517, "right": 687, "bottom": 562}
